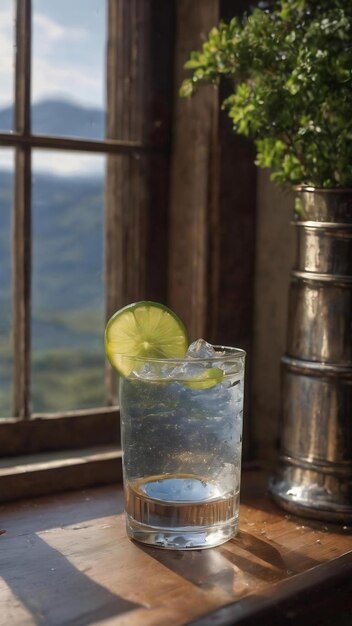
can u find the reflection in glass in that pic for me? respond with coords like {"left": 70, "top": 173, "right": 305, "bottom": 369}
{"left": 32, "top": 0, "right": 106, "bottom": 139}
{"left": 0, "top": 149, "right": 14, "bottom": 417}
{"left": 31, "top": 150, "right": 105, "bottom": 412}
{"left": 0, "top": 0, "right": 15, "bottom": 131}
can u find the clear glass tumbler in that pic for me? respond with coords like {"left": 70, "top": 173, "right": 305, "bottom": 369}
{"left": 119, "top": 345, "right": 245, "bottom": 549}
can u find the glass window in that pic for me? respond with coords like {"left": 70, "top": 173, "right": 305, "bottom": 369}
{"left": 31, "top": 150, "right": 106, "bottom": 412}
{"left": 0, "top": 0, "right": 15, "bottom": 131}
{"left": 0, "top": 148, "right": 14, "bottom": 417}
{"left": 31, "top": 0, "right": 107, "bottom": 139}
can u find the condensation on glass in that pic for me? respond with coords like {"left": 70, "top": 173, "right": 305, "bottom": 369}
{"left": 31, "top": 0, "right": 107, "bottom": 139}
{"left": 120, "top": 347, "right": 246, "bottom": 550}
{"left": 31, "top": 149, "right": 106, "bottom": 412}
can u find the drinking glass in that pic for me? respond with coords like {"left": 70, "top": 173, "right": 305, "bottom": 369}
{"left": 119, "top": 345, "right": 245, "bottom": 549}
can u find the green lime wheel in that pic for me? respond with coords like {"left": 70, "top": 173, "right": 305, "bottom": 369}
{"left": 184, "top": 367, "right": 224, "bottom": 389}
{"left": 105, "top": 301, "right": 188, "bottom": 377}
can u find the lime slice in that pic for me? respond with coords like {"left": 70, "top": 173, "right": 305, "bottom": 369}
{"left": 184, "top": 367, "right": 224, "bottom": 390}
{"left": 105, "top": 301, "right": 188, "bottom": 377}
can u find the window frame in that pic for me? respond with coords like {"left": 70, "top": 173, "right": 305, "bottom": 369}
{"left": 0, "top": 0, "right": 172, "bottom": 459}
{"left": 0, "top": 0, "right": 257, "bottom": 502}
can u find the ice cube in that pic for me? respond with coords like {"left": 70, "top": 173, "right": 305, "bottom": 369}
{"left": 217, "top": 357, "right": 243, "bottom": 385}
{"left": 170, "top": 339, "right": 214, "bottom": 380}
{"left": 132, "top": 362, "right": 160, "bottom": 380}
{"left": 187, "top": 338, "right": 216, "bottom": 359}
{"left": 169, "top": 339, "right": 224, "bottom": 387}
{"left": 132, "top": 338, "right": 228, "bottom": 387}
{"left": 132, "top": 361, "right": 175, "bottom": 380}
{"left": 169, "top": 360, "right": 205, "bottom": 380}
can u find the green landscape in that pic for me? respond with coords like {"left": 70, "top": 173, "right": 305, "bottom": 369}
{"left": 0, "top": 99, "right": 110, "bottom": 416}
{"left": 0, "top": 164, "right": 106, "bottom": 416}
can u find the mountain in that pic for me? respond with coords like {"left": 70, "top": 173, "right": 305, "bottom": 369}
{"left": 0, "top": 100, "right": 107, "bottom": 415}
{"left": 0, "top": 99, "right": 105, "bottom": 139}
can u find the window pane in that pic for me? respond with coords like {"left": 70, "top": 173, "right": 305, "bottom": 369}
{"left": 0, "top": 149, "right": 14, "bottom": 417}
{"left": 31, "top": 0, "right": 106, "bottom": 139}
{"left": 31, "top": 150, "right": 105, "bottom": 412}
{"left": 0, "top": 0, "right": 15, "bottom": 131}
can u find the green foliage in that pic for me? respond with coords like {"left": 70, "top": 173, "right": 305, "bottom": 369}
{"left": 0, "top": 172, "right": 106, "bottom": 417}
{"left": 31, "top": 347, "right": 105, "bottom": 412}
{"left": 180, "top": 0, "right": 352, "bottom": 188}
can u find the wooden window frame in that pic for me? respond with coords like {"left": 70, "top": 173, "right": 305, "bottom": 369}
{"left": 0, "top": 0, "right": 257, "bottom": 501}
{"left": 0, "top": 0, "right": 174, "bottom": 470}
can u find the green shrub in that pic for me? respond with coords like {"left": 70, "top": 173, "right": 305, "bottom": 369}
{"left": 180, "top": 0, "right": 352, "bottom": 188}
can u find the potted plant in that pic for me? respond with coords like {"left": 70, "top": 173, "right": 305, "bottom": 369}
{"left": 181, "top": 0, "right": 352, "bottom": 522}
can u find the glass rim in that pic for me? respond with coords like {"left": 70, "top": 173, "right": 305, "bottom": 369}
{"left": 118, "top": 345, "right": 246, "bottom": 366}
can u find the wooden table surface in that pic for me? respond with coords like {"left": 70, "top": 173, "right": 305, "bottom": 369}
{"left": 1, "top": 470, "right": 352, "bottom": 626}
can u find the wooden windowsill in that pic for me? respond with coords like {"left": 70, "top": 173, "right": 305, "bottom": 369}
{"left": 0, "top": 445, "right": 122, "bottom": 502}
{"left": 1, "top": 469, "right": 352, "bottom": 626}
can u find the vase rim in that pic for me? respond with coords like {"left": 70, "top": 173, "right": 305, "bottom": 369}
{"left": 294, "top": 185, "right": 352, "bottom": 194}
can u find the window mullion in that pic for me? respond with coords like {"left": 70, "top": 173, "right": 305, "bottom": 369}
{"left": 12, "top": 0, "right": 32, "bottom": 419}
{"left": 168, "top": 1, "right": 220, "bottom": 340}
{"left": 0, "top": 131, "right": 164, "bottom": 155}
{"left": 105, "top": 0, "right": 151, "bottom": 404}
{"left": 105, "top": 0, "right": 174, "bottom": 405}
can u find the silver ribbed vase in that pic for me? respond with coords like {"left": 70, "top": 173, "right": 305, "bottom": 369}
{"left": 269, "top": 187, "right": 352, "bottom": 522}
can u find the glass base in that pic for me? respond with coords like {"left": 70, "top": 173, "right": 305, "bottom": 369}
{"left": 126, "top": 514, "right": 238, "bottom": 550}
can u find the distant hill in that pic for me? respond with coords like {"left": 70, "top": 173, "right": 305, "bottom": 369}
{"left": 0, "top": 100, "right": 107, "bottom": 414}
{"left": 0, "top": 169, "right": 106, "bottom": 414}
{"left": 0, "top": 99, "right": 105, "bottom": 138}
{"left": 0, "top": 168, "right": 104, "bottom": 325}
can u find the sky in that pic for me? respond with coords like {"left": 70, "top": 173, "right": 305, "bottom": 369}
{"left": 0, "top": 0, "right": 106, "bottom": 175}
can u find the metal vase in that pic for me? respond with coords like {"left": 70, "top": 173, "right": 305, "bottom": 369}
{"left": 269, "top": 187, "right": 352, "bottom": 522}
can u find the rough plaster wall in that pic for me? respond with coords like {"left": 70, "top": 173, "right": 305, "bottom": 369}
{"left": 252, "top": 171, "right": 295, "bottom": 462}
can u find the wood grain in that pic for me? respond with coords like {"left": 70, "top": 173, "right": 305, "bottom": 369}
{"left": 168, "top": 0, "right": 220, "bottom": 341}
{"left": 12, "top": 0, "right": 32, "bottom": 419}
{"left": 0, "top": 408, "right": 119, "bottom": 457}
{"left": 0, "top": 131, "right": 166, "bottom": 154}
{"left": 168, "top": 0, "right": 257, "bottom": 351}
{"left": 105, "top": 0, "right": 174, "bottom": 404}
{"left": 0, "top": 471, "right": 351, "bottom": 626}
{"left": 0, "top": 446, "right": 122, "bottom": 503}
{"left": 217, "top": 0, "right": 258, "bottom": 460}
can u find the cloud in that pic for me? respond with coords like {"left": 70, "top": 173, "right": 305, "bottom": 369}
{"left": 0, "top": 149, "right": 14, "bottom": 171}
{"left": 0, "top": 8, "right": 104, "bottom": 109}
{"left": 0, "top": 6, "right": 105, "bottom": 174}
{"left": 0, "top": 5, "right": 15, "bottom": 108}
{"left": 33, "top": 14, "right": 86, "bottom": 45}
{"left": 32, "top": 151, "right": 105, "bottom": 177}
{"left": 0, "top": 148, "right": 104, "bottom": 178}
{"left": 31, "top": 12, "right": 104, "bottom": 108}
{"left": 32, "top": 59, "right": 103, "bottom": 108}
